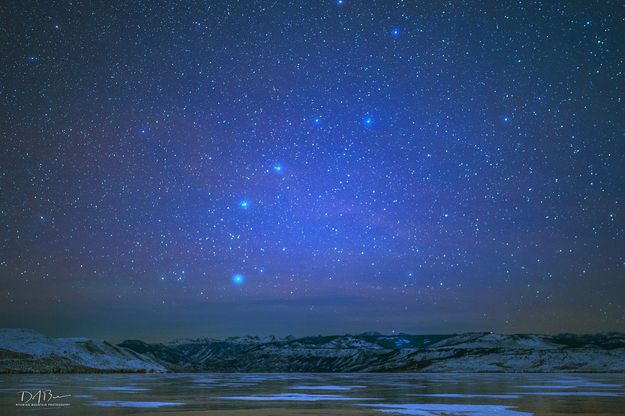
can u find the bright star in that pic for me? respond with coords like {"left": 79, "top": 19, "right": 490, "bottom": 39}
{"left": 239, "top": 200, "right": 250, "bottom": 209}
{"left": 273, "top": 163, "right": 283, "bottom": 173}
{"left": 391, "top": 27, "right": 400, "bottom": 38}
{"left": 232, "top": 273, "right": 245, "bottom": 285}
{"left": 363, "top": 116, "right": 373, "bottom": 126}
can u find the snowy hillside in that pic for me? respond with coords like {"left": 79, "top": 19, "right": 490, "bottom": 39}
{"left": 2, "top": 329, "right": 624, "bottom": 373}
{"left": 121, "top": 331, "right": 625, "bottom": 373}
{"left": 0, "top": 328, "right": 166, "bottom": 373}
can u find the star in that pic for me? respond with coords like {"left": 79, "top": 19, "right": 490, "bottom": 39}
{"left": 363, "top": 115, "right": 374, "bottom": 126}
{"left": 391, "top": 27, "right": 400, "bottom": 38}
{"left": 239, "top": 200, "right": 250, "bottom": 209}
{"left": 272, "top": 163, "right": 284, "bottom": 173}
{"left": 232, "top": 273, "right": 245, "bottom": 285}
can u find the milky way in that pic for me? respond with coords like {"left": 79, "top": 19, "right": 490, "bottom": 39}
{"left": 1, "top": 1, "right": 623, "bottom": 341}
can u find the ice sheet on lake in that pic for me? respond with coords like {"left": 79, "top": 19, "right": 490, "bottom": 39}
{"left": 519, "top": 378, "right": 622, "bottom": 390}
{"left": 89, "top": 400, "right": 183, "bottom": 408}
{"left": 220, "top": 393, "right": 376, "bottom": 401}
{"left": 358, "top": 403, "right": 533, "bottom": 416}
{"left": 290, "top": 385, "right": 367, "bottom": 391}
{"left": 192, "top": 377, "right": 217, "bottom": 383}
{"left": 0, "top": 386, "right": 48, "bottom": 391}
{"left": 240, "top": 375, "right": 296, "bottom": 381}
{"left": 410, "top": 394, "right": 521, "bottom": 399}
{"left": 90, "top": 386, "right": 148, "bottom": 391}
{"left": 514, "top": 391, "right": 624, "bottom": 397}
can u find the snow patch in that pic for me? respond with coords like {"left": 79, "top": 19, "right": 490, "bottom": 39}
{"left": 89, "top": 400, "right": 182, "bottom": 408}
{"left": 290, "top": 385, "right": 367, "bottom": 391}
{"left": 357, "top": 403, "right": 533, "bottom": 416}
{"left": 220, "top": 393, "right": 376, "bottom": 401}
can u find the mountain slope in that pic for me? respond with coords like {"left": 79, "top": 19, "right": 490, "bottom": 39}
{"left": 0, "top": 328, "right": 166, "bottom": 373}
{"left": 119, "top": 332, "right": 625, "bottom": 373}
{"left": 2, "top": 329, "right": 623, "bottom": 373}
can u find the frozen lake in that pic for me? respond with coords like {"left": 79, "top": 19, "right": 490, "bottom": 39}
{"left": 1, "top": 373, "right": 624, "bottom": 415}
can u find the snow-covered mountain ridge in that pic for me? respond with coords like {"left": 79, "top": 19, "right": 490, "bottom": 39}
{"left": 120, "top": 331, "right": 625, "bottom": 373}
{"left": 2, "top": 329, "right": 624, "bottom": 373}
{"left": 0, "top": 328, "right": 166, "bottom": 373}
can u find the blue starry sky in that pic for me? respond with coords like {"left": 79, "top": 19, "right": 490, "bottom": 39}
{"left": 1, "top": 1, "right": 623, "bottom": 341}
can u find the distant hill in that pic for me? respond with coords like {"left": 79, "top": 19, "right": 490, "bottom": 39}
{"left": 124, "top": 331, "right": 625, "bottom": 373}
{"left": 2, "top": 329, "right": 624, "bottom": 373}
{"left": 0, "top": 328, "right": 165, "bottom": 373}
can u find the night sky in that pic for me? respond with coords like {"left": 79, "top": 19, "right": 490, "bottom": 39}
{"left": 1, "top": 1, "right": 624, "bottom": 342}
